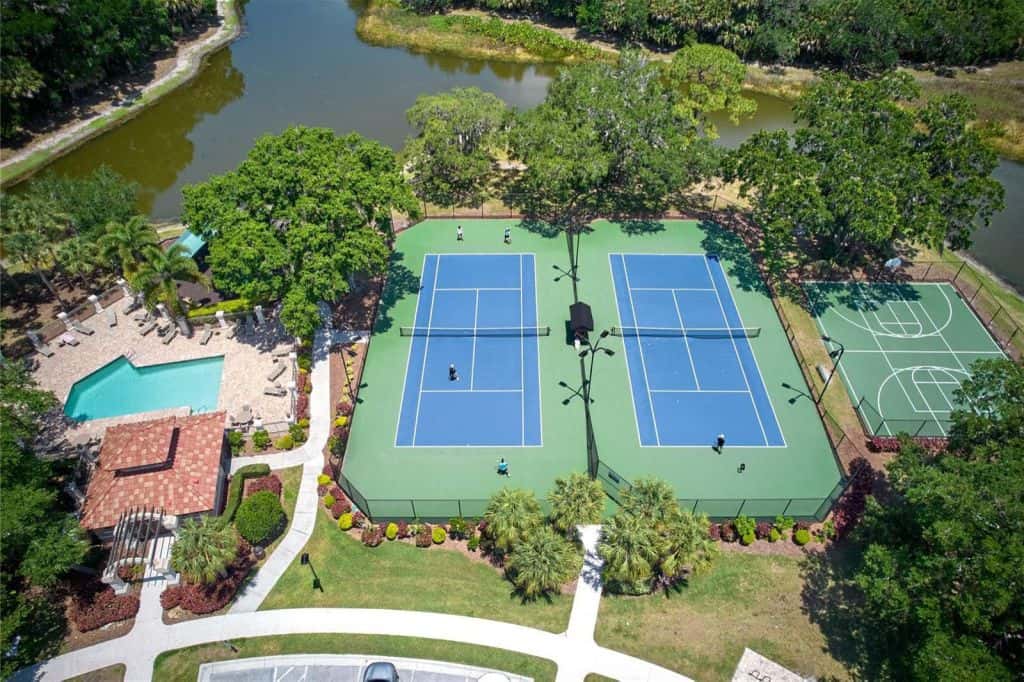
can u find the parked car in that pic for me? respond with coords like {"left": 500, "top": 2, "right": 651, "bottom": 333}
{"left": 362, "top": 661, "right": 399, "bottom": 682}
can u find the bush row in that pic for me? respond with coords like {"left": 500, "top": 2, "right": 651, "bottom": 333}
{"left": 70, "top": 582, "right": 140, "bottom": 632}
{"left": 160, "top": 542, "right": 255, "bottom": 615}
{"left": 221, "top": 464, "right": 272, "bottom": 522}
{"left": 869, "top": 436, "right": 947, "bottom": 453}
{"left": 433, "top": 14, "right": 603, "bottom": 61}
{"left": 709, "top": 515, "right": 825, "bottom": 546}
{"left": 185, "top": 297, "right": 253, "bottom": 320}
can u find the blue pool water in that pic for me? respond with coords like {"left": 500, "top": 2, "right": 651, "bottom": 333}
{"left": 64, "top": 355, "right": 225, "bottom": 421}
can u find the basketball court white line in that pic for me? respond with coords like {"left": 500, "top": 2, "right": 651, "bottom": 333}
{"left": 837, "top": 349, "right": 1004, "bottom": 354}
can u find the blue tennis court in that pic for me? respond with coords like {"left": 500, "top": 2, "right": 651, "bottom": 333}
{"left": 396, "top": 253, "right": 543, "bottom": 447}
{"left": 609, "top": 253, "right": 784, "bottom": 447}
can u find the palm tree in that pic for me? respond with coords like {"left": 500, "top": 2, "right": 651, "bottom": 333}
{"left": 599, "top": 511, "right": 663, "bottom": 595}
{"left": 620, "top": 477, "right": 678, "bottom": 522}
{"left": 170, "top": 516, "right": 238, "bottom": 584}
{"left": 483, "top": 488, "right": 542, "bottom": 553}
{"left": 506, "top": 526, "right": 580, "bottom": 599}
{"left": 132, "top": 243, "right": 208, "bottom": 316}
{"left": 98, "top": 216, "right": 159, "bottom": 278}
{"left": 1, "top": 193, "right": 73, "bottom": 308}
{"left": 58, "top": 236, "right": 100, "bottom": 289}
{"left": 547, "top": 472, "right": 604, "bottom": 537}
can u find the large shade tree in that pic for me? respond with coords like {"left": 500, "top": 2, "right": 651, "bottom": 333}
{"left": 725, "top": 73, "right": 1003, "bottom": 273}
{"left": 403, "top": 87, "right": 509, "bottom": 209}
{"left": 182, "top": 126, "right": 419, "bottom": 339}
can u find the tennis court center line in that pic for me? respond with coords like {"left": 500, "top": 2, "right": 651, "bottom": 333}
{"left": 620, "top": 254, "right": 663, "bottom": 446}
{"left": 411, "top": 254, "right": 443, "bottom": 446}
{"left": 394, "top": 253, "right": 430, "bottom": 448}
{"left": 703, "top": 256, "right": 770, "bottom": 447}
{"left": 531, "top": 252, "right": 543, "bottom": 448}
{"left": 469, "top": 290, "right": 480, "bottom": 390}
{"left": 519, "top": 254, "right": 525, "bottom": 447}
{"left": 607, "top": 254, "right": 648, "bottom": 448}
{"left": 670, "top": 289, "right": 701, "bottom": 390}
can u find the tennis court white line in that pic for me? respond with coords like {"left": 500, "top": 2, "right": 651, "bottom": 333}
{"left": 469, "top": 290, "right": 480, "bottom": 390}
{"left": 837, "top": 349, "right": 1005, "bottom": 354}
{"left": 532, "top": 253, "right": 543, "bottom": 448}
{"left": 435, "top": 287, "right": 521, "bottom": 291}
{"left": 630, "top": 287, "right": 716, "bottom": 292}
{"left": 621, "top": 255, "right": 663, "bottom": 446}
{"left": 670, "top": 290, "right": 701, "bottom": 390}
{"left": 519, "top": 254, "right": 525, "bottom": 447}
{"left": 609, "top": 254, "right": 654, "bottom": 449}
{"left": 393, "top": 254, "right": 429, "bottom": 447}
{"left": 420, "top": 389, "right": 523, "bottom": 393}
{"left": 411, "top": 255, "right": 442, "bottom": 446}
{"left": 703, "top": 257, "right": 770, "bottom": 447}
{"left": 650, "top": 389, "right": 749, "bottom": 393}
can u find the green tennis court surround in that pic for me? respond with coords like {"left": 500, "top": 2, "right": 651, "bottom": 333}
{"left": 339, "top": 220, "right": 842, "bottom": 520}
{"left": 804, "top": 281, "right": 1007, "bottom": 437}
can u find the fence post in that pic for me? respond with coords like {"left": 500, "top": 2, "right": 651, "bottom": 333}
{"left": 410, "top": 500, "right": 417, "bottom": 519}
{"left": 782, "top": 499, "right": 792, "bottom": 516}
{"left": 457, "top": 500, "right": 463, "bottom": 518}
{"left": 736, "top": 500, "right": 745, "bottom": 517}
{"left": 954, "top": 261, "right": 966, "bottom": 282}
{"left": 989, "top": 304, "right": 1004, "bottom": 326}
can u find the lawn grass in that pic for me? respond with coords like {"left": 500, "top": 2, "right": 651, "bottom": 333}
{"left": 260, "top": 510, "right": 572, "bottom": 633}
{"left": 152, "top": 634, "right": 557, "bottom": 681}
{"left": 595, "top": 552, "right": 850, "bottom": 681}
{"left": 65, "top": 664, "right": 126, "bottom": 682}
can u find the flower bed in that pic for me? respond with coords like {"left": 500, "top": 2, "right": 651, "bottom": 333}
{"left": 160, "top": 542, "right": 255, "bottom": 615}
{"left": 71, "top": 581, "right": 140, "bottom": 632}
{"left": 869, "top": 435, "right": 947, "bottom": 453}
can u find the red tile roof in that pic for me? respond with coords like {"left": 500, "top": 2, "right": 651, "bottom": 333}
{"left": 81, "top": 412, "right": 227, "bottom": 531}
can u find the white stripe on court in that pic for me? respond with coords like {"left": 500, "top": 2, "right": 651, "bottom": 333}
{"left": 411, "top": 255, "right": 442, "bottom": 446}
{"left": 671, "top": 290, "right": 701, "bottom": 391}
{"left": 469, "top": 290, "right": 479, "bottom": 390}
{"left": 519, "top": 254, "right": 525, "bottom": 447}
{"left": 621, "top": 254, "right": 663, "bottom": 446}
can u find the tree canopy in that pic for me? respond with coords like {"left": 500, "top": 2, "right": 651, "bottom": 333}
{"left": 181, "top": 126, "right": 419, "bottom": 339}
{"left": 846, "top": 358, "right": 1024, "bottom": 679}
{"left": 403, "top": 87, "right": 509, "bottom": 208}
{"left": 725, "top": 73, "right": 1003, "bottom": 272}
{"left": 667, "top": 43, "right": 756, "bottom": 139}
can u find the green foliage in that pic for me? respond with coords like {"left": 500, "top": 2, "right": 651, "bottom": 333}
{"left": 793, "top": 529, "right": 810, "bottom": 546}
{"left": 288, "top": 423, "right": 307, "bottom": 445}
{"left": 221, "top": 464, "right": 272, "bottom": 522}
{"left": 252, "top": 430, "right": 271, "bottom": 451}
{"left": 441, "top": 15, "right": 602, "bottom": 62}
{"left": 274, "top": 434, "right": 295, "bottom": 451}
{"left": 334, "top": 416, "right": 349, "bottom": 428}
{"left": 483, "top": 488, "right": 543, "bottom": 553}
{"left": 98, "top": 215, "right": 159, "bottom": 278}
{"left": 547, "top": 471, "right": 604, "bottom": 536}
{"left": 600, "top": 478, "right": 717, "bottom": 594}
{"left": 317, "top": 474, "right": 331, "bottom": 486}
{"left": 171, "top": 516, "right": 238, "bottom": 584}
{"left": 733, "top": 515, "right": 756, "bottom": 538}
{"left": 131, "top": 244, "right": 209, "bottom": 316}
{"left": 185, "top": 298, "right": 253, "bottom": 319}
{"left": 338, "top": 513, "right": 354, "bottom": 531}
{"left": 297, "top": 355, "right": 313, "bottom": 372}
{"left": 323, "top": 495, "right": 336, "bottom": 509}
{"left": 726, "top": 73, "right": 1003, "bottom": 272}
{"left": 234, "top": 491, "right": 286, "bottom": 546}
{"left": 768, "top": 527, "right": 781, "bottom": 543}
{"left": 182, "top": 126, "right": 419, "bottom": 338}
{"left": 667, "top": 44, "right": 756, "bottom": 139}
{"left": 949, "top": 359, "right": 1024, "bottom": 451}
{"left": 227, "top": 430, "right": 245, "bottom": 456}
{"left": 774, "top": 515, "right": 795, "bottom": 532}
{"left": 506, "top": 526, "right": 581, "bottom": 599}
{"left": 404, "top": 88, "right": 509, "bottom": 208}
{"left": 447, "top": 516, "right": 470, "bottom": 540}
{"left": 467, "top": 534, "right": 481, "bottom": 552}
{"left": 432, "top": 526, "right": 447, "bottom": 544}
{"left": 386, "top": 522, "right": 398, "bottom": 540}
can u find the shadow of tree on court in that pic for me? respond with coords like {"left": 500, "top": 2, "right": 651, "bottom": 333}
{"left": 613, "top": 219, "right": 665, "bottom": 235}
{"left": 516, "top": 218, "right": 564, "bottom": 239}
{"left": 800, "top": 542, "right": 890, "bottom": 680}
{"left": 698, "top": 220, "right": 768, "bottom": 295}
{"left": 375, "top": 253, "right": 420, "bottom": 333}
{"left": 804, "top": 280, "right": 924, "bottom": 320}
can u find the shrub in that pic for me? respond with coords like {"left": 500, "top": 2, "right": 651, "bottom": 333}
{"left": 833, "top": 458, "right": 877, "bottom": 539}
{"left": 793, "top": 528, "right": 811, "bottom": 546}
{"left": 71, "top": 582, "right": 140, "bottom": 631}
{"left": 246, "top": 474, "right": 282, "bottom": 498}
{"left": 336, "top": 400, "right": 353, "bottom": 416}
{"left": 362, "top": 525, "right": 383, "bottom": 547}
{"left": 274, "top": 434, "right": 294, "bottom": 450}
{"left": 816, "top": 519, "right": 837, "bottom": 542}
{"left": 329, "top": 486, "right": 342, "bottom": 499}
{"left": 869, "top": 435, "right": 946, "bottom": 453}
{"left": 386, "top": 522, "right": 398, "bottom": 540}
{"left": 734, "top": 515, "right": 756, "bottom": 538}
{"left": 334, "top": 416, "right": 349, "bottom": 428}
{"left": 296, "top": 372, "right": 308, "bottom": 392}
{"left": 740, "top": 532, "right": 755, "bottom": 546}
{"left": 288, "top": 424, "right": 307, "bottom": 447}
{"left": 708, "top": 523, "right": 721, "bottom": 541}
{"left": 338, "top": 513, "right": 354, "bottom": 531}
{"left": 160, "top": 543, "right": 254, "bottom": 615}
{"left": 227, "top": 430, "right": 245, "bottom": 456}
{"left": 252, "top": 429, "right": 271, "bottom": 450}
{"left": 769, "top": 527, "right": 781, "bottom": 542}
{"left": 186, "top": 297, "right": 252, "bottom": 319}
{"left": 323, "top": 494, "right": 336, "bottom": 509}
{"left": 352, "top": 511, "right": 366, "bottom": 528}
{"left": 296, "top": 393, "right": 310, "bottom": 420}
{"left": 416, "top": 524, "right": 433, "bottom": 547}
{"left": 321, "top": 464, "right": 333, "bottom": 476}
{"left": 432, "top": 526, "right": 447, "bottom": 544}
{"left": 330, "top": 499, "right": 351, "bottom": 519}
{"left": 297, "top": 418, "right": 310, "bottom": 428}
{"left": 720, "top": 520, "right": 737, "bottom": 543}
{"left": 221, "top": 463, "right": 271, "bottom": 522}
{"left": 234, "top": 491, "right": 285, "bottom": 545}
{"left": 774, "top": 515, "right": 795, "bottom": 532}
{"left": 467, "top": 534, "right": 480, "bottom": 552}
{"left": 317, "top": 474, "right": 331, "bottom": 486}
{"left": 397, "top": 521, "right": 410, "bottom": 539}
{"left": 755, "top": 521, "right": 772, "bottom": 540}
{"left": 297, "top": 354, "right": 312, "bottom": 371}
{"left": 795, "top": 520, "right": 812, "bottom": 532}
{"left": 316, "top": 484, "right": 327, "bottom": 496}
{"left": 448, "top": 516, "right": 470, "bottom": 540}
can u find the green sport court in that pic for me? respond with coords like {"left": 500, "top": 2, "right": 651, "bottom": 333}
{"left": 340, "top": 219, "right": 842, "bottom": 520}
{"left": 804, "top": 281, "right": 1007, "bottom": 437}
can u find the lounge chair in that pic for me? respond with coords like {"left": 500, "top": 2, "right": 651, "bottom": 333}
{"left": 60, "top": 333, "right": 80, "bottom": 347}
{"left": 133, "top": 311, "right": 150, "bottom": 323}
{"left": 123, "top": 296, "right": 140, "bottom": 313}
{"left": 138, "top": 320, "right": 157, "bottom": 336}
{"left": 71, "top": 321, "right": 95, "bottom": 335}
{"left": 162, "top": 327, "right": 178, "bottom": 345}
{"left": 199, "top": 324, "right": 213, "bottom": 345}
{"left": 34, "top": 342, "right": 55, "bottom": 357}
{"left": 263, "top": 385, "right": 287, "bottom": 397}
{"left": 226, "top": 323, "right": 238, "bottom": 339}
{"left": 267, "top": 363, "right": 286, "bottom": 382}
{"left": 107, "top": 310, "right": 117, "bottom": 327}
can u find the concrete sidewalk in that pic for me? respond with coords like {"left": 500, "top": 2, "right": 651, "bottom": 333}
{"left": 199, "top": 653, "right": 532, "bottom": 682}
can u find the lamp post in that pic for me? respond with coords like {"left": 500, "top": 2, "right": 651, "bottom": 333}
{"left": 577, "top": 330, "right": 615, "bottom": 478}
{"left": 819, "top": 335, "right": 845, "bottom": 405}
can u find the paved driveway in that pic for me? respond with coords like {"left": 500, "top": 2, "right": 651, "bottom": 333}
{"left": 199, "top": 654, "right": 530, "bottom": 682}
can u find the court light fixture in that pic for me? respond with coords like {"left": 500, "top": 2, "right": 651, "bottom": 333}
{"left": 558, "top": 380, "right": 569, "bottom": 388}
{"left": 599, "top": 329, "right": 610, "bottom": 339}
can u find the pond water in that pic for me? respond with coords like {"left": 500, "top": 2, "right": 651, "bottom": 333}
{"left": 14, "top": 0, "right": 1024, "bottom": 289}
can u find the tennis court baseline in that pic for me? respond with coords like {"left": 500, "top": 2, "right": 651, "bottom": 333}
{"left": 395, "top": 253, "right": 542, "bottom": 447}
{"left": 804, "top": 281, "right": 1006, "bottom": 437}
{"left": 609, "top": 253, "right": 785, "bottom": 447}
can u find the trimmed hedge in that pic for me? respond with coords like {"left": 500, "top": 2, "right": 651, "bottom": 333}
{"left": 432, "top": 526, "right": 447, "bottom": 544}
{"left": 338, "top": 513, "right": 354, "bottom": 530}
{"left": 235, "top": 491, "right": 286, "bottom": 545}
{"left": 222, "top": 464, "right": 271, "bottom": 522}
{"left": 186, "top": 297, "right": 253, "bottom": 319}
{"left": 245, "top": 474, "right": 282, "bottom": 499}
{"left": 386, "top": 522, "right": 398, "bottom": 540}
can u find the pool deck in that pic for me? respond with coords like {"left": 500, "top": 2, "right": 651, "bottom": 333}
{"left": 32, "top": 308, "right": 296, "bottom": 441}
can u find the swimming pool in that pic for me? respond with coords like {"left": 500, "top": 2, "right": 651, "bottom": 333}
{"left": 64, "top": 355, "right": 225, "bottom": 421}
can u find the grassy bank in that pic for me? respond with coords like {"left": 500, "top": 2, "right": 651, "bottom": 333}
{"left": 66, "top": 665, "right": 126, "bottom": 682}
{"left": 595, "top": 552, "right": 851, "bottom": 681}
{"left": 153, "top": 634, "right": 557, "bottom": 681}
{"left": 260, "top": 510, "right": 573, "bottom": 633}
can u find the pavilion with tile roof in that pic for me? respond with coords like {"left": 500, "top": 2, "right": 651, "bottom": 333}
{"left": 80, "top": 411, "right": 229, "bottom": 536}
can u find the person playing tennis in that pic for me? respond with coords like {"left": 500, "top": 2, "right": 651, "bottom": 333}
{"left": 457, "top": 225, "right": 464, "bottom": 241}
{"left": 503, "top": 226, "right": 511, "bottom": 244}
{"left": 497, "top": 458, "right": 510, "bottom": 477}
{"left": 449, "top": 363, "right": 459, "bottom": 382}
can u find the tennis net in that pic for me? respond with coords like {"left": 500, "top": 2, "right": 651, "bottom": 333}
{"left": 400, "top": 326, "right": 551, "bottom": 337}
{"left": 610, "top": 326, "right": 761, "bottom": 339}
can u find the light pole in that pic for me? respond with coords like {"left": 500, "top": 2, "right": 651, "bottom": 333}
{"left": 819, "top": 335, "right": 845, "bottom": 405}
{"left": 577, "top": 330, "right": 614, "bottom": 478}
